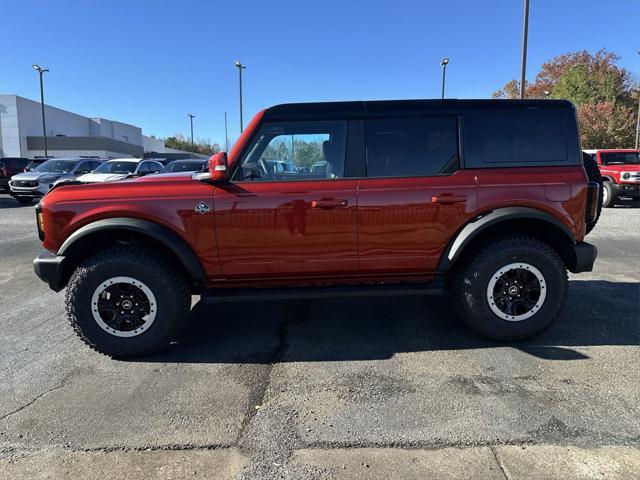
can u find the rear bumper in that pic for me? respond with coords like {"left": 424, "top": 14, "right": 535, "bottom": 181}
{"left": 572, "top": 241, "right": 597, "bottom": 273}
{"left": 33, "top": 251, "right": 67, "bottom": 292}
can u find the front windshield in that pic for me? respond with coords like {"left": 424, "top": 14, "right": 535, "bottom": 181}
{"left": 601, "top": 152, "right": 639, "bottom": 165}
{"left": 34, "top": 160, "right": 77, "bottom": 173}
{"left": 93, "top": 161, "right": 138, "bottom": 174}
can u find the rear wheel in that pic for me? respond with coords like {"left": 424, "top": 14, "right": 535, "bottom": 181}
{"left": 66, "top": 246, "right": 191, "bottom": 357}
{"left": 602, "top": 182, "right": 617, "bottom": 208}
{"left": 451, "top": 237, "right": 567, "bottom": 341}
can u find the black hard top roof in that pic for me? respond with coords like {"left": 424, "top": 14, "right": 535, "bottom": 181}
{"left": 263, "top": 99, "right": 575, "bottom": 120}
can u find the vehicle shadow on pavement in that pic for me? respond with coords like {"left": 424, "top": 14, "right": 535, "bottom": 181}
{"left": 0, "top": 196, "right": 33, "bottom": 209}
{"left": 138, "top": 280, "right": 639, "bottom": 364}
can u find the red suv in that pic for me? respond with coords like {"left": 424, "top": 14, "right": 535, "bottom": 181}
{"left": 33, "top": 100, "right": 600, "bottom": 357}
{"left": 583, "top": 149, "right": 640, "bottom": 207}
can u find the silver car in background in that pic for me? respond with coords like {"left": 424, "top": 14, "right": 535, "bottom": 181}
{"left": 9, "top": 158, "right": 102, "bottom": 204}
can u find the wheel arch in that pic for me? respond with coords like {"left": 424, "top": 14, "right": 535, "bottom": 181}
{"left": 57, "top": 218, "right": 206, "bottom": 290}
{"left": 439, "top": 207, "right": 578, "bottom": 273}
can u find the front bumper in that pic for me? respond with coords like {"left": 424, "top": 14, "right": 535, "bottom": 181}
{"left": 612, "top": 183, "right": 640, "bottom": 198}
{"left": 572, "top": 241, "right": 597, "bottom": 274}
{"left": 33, "top": 251, "right": 67, "bottom": 292}
{"left": 10, "top": 187, "right": 46, "bottom": 199}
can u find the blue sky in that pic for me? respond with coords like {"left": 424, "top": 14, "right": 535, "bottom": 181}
{"left": 1, "top": 0, "right": 638, "bottom": 145}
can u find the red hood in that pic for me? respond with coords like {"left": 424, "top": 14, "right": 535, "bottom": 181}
{"left": 601, "top": 164, "right": 640, "bottom": 172}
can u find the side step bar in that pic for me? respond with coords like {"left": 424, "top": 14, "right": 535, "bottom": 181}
{"left": 201, "top": 280, "right": 446, "bottom": 303}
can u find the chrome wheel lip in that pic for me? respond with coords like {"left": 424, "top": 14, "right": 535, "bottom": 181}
{"left": 486, "top": 262, "right": 546, "bottom": 322}
{"left": 603, "top": 186, "right": 609, "bottom": 205}
{"left": 91, "top": 276, "right": 157, "bottom": 337}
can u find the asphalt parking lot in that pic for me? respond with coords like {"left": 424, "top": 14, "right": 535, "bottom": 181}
{"left": 1, "top": 193, "right": 639, "bottom": 479}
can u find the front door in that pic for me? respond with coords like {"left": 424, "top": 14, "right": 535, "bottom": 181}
{"left": 357, "top": 115, "right": 478, "bottom": 273}
{"left": 214, "top": 119, "right": 359, "bottom": 279}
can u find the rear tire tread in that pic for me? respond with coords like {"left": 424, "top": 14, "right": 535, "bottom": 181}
{"left": 451, "top": 236, "right": 568, "bottom": 341}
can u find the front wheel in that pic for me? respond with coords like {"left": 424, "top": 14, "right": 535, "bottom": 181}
{"left": 66, "top": 246, "right": 191, "bottom": 357}
{"left": 451, "top": 237, "right": 568, "bottom": 341}
{"left": 602, "top": 182, "right": 617, "bottom": 208}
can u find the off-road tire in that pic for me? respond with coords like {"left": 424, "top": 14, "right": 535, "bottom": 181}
{"left": 451, "top": 236, "right": 568, "bottom": 341}
{"left": 15, "top": 197, "right": 33, "bottom": 205}
{"left": 66, "top": 245, "right": 191, "bottom": 358}
{"left": 602, "top": 181, "right": 617, "bottom": 208}
{"left": 582, "top": 153, "right": 603, "bottom": 234}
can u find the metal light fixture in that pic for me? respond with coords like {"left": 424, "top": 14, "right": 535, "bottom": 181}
{"left": 235, "top": 61, "right": 246, "bottom": 133}
{"left": 33, "top": 64, "right": 50, "bottom": 157}
{"left": 440, "top": 58, "right": 449, "bottom": 100}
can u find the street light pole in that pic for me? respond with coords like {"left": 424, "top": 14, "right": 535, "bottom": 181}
{"left": 635, "top": 50, "right": 639, "bottom": 149}
{"left": 33, "top": 64, "right": 50, "bottom": 157}
{"left": 520, "top": 0, "right": 530, "bottom": 99}
{"left": 224, "top": 111, "right": 229, "bottom": 151}
{"left": 440, "top": 58, "right": 449, "bottom": 100}
{"left": 234, "top": 61, "right": 246, "bottom": 133}
{"left": 187, "top": 113, "right": 195, "bottom": 150}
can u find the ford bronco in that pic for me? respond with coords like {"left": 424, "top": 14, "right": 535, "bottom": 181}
{"left": 33, "top": 99, "right": 600, "bottom": 357}
{"left": 583, "top": 149, "right": 640, "bottom": 207}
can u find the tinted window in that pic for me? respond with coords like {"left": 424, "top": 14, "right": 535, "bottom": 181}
{"left": 465, "top": 109, "right": 568, "bottom": 165}
{"left": 366, "top": 116, "right": 458, "bottom": 177}
{"left": 138, "top": 162, "right": 151, "bottom": 174}
{"left": 74, "top": 162, "right": 93, "bottom": 174}
{"left": 94, "top": 161, "right": 138, "bottom": 174}
{"left": 164, "top": 161, "right": 206, "bottom": 173}
{"left": 147, "top": 162, "right": 162, "bottom": 173}
{"left": 236, "top": 120, "right": 347, "bottom": 181}
{"left": 601, "top": 152, "right": 639, "bottom": 165}
{"left": 1, "top": 158, "right": 28, "bottom": 169}
{"left": 34, "top": 160, "right": 78, "bottom": 173}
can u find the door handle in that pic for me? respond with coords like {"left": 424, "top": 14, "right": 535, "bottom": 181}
{"left": 311, "top": 199, "right": 348, "bottom": 209}
{"left": 431, "top": 194, "right": 467, "bottom": 204}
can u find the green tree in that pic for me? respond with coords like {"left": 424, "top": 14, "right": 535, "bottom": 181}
{"left": 164, "top": 134, "right": 221, "bottom": 155}
{"left": 493, "top": 49, "right": 637, "bottom": 148}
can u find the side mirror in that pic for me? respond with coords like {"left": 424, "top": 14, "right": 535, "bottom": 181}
{"left": 208, "top": 152, "right": 229, "bottom": 181}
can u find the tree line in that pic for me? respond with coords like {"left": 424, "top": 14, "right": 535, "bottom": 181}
{"left": 494, "top": 49, "right": 638, "bottom": 149}
{"left": 164, "top": 134, "right": 221, "bottom": 155}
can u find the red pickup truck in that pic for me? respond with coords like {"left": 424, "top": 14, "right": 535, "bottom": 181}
{"left": 583, "top": 149, "right": 640, "bottom": 207}
{"left": 33, "top": 99, "right": 600, "bottom": 357}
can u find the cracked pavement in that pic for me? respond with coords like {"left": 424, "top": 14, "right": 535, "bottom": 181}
{"left": 1, "top": 194, "right": 639, "bottom": 479}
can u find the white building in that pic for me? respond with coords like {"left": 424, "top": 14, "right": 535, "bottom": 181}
{"left": 0, "top": 94, "right": 201, "bottom": 159}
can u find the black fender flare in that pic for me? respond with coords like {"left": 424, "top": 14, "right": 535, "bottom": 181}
{"left": 58, "top": 217, "right": 206, "bottom": 284}
{"left": 438, "top": 207, "right": 575, "bottom": 272}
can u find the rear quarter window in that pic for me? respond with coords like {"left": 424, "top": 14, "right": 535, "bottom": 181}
{"left": 464, "top": 108, "right": 578, "bottom": 168}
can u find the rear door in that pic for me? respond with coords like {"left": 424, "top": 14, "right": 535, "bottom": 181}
{"left": 213, "top": 119, "right": 359, "bottom": 278}
{"left": 357, "top": 115, "right": 477, "bottom": 273}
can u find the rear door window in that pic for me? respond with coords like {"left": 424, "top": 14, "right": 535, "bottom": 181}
{"left": 365, "top": 116, "right": 459, "bottom": 177}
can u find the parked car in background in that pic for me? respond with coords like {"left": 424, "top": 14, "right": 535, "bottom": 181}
{"left": 0, "top": 157, "right": 29, "bottom": 192}
{"left": 9, "top": 157, "right": 102, "bottom": 204}
{"left": 160, "top": 159, "right": 207, "bottom": 174}
{"left": 583, "top": 149, "right": 640, "bottom": 207}
{"left": 76, "top": 158, "right": 163, "bottom": 183}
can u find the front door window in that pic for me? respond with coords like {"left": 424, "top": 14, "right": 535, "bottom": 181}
{"left": 235, "top": 121, "right": 347, "bottom": 181}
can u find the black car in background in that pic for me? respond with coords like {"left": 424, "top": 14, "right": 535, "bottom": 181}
{"left": 0, "top": 157, "right": 30, "bottom": 192}
{"left": 160, "top": 159, "right": 208, "bottom": 173}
